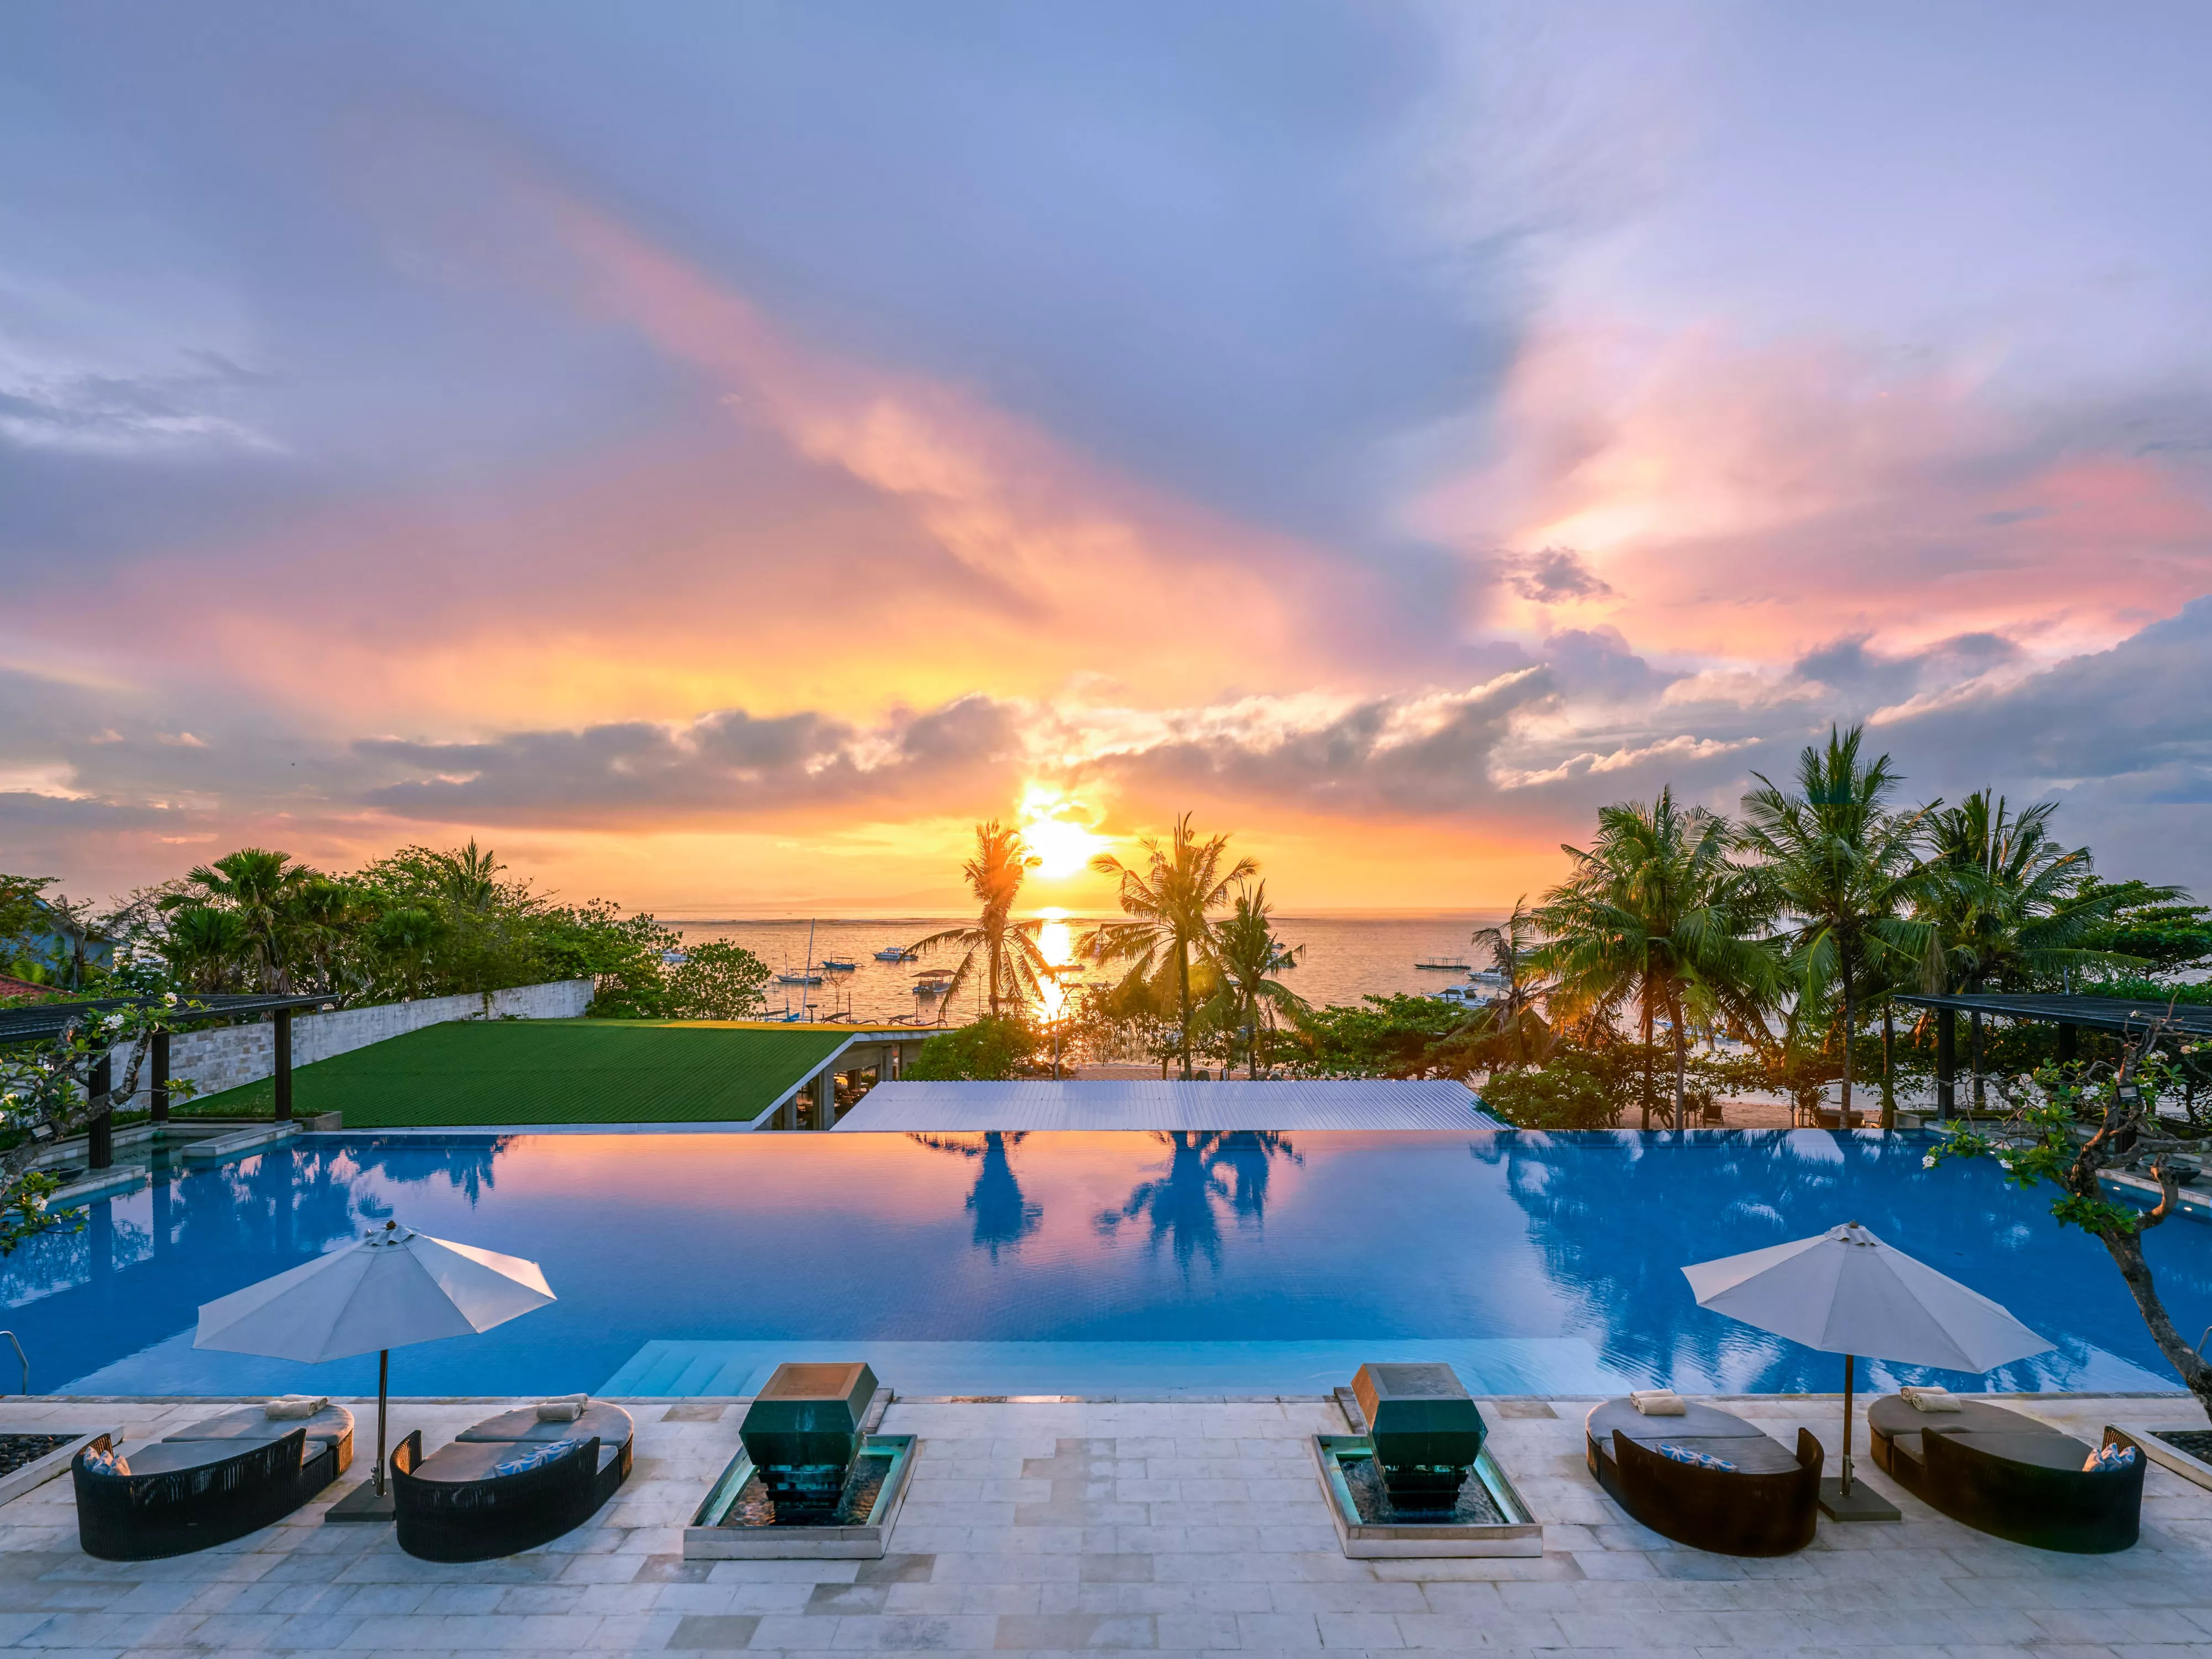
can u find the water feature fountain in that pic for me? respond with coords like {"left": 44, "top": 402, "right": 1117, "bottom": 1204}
{"left": 685, "top": 1361, "right": 916, "bottom": 1559}
{"left": 1311, "top": 1362, "right": 1540, "bottom": 1557}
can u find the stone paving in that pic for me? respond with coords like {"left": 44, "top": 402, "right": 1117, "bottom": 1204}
{"left": 0, "top": 1391, "right": 2208, "bottom": 1656}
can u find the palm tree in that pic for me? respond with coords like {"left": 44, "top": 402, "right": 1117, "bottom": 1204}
{"left": 161, "top": 849, "right": 315, "bottom": 992}
{"left": 1087, "top": 813, "right": 1258, "bottom": 1079}
{"left": 1470, "top": 895, "right": 1552, "bottom": 1067}
{"left": 1201, "top": 883, "right": 1308, "bottom": 1078}
{"left": 431, "top": 840, "right": 503, "bottom": 912}
{"left": 1533, "top": 789, "right": 1778, "bottom": 1129}
{"left": 1916, "top": 792, "right": 2153, "bottom": 1104}
{"left": 907, "top": 821, "right": 1051, "bottom": 1018}
{"left": 159, "top": 904, "right": 248, "bottom": 992}
{"left": 1738, "top": 725, "right": 1934, "bottom": 1127}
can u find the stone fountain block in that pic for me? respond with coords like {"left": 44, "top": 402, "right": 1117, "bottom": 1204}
{"left": 1352, "top": 1361, "right": 1487, "bottom": 1509}
{"left": 739, "top": 1361, "right": 879, "bottom": 1519}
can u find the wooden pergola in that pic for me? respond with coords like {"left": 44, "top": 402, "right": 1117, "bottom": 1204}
{"left": 0, "top": 992, "right": 336, "bottom": 1169}
{"left": 1894, "top": 991, "right": 2212, "bottom": 1117}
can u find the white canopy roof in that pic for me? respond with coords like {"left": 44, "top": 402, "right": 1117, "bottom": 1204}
{"left": 833, "top": 1078, "right": 1501, "bottom": 1133}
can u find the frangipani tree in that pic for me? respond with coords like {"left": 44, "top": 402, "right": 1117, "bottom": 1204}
{"left": 1927, "top": 1010, "right": 2212, "bottom": 1418}
{"left": 0, "top": 997, "right": 200, "bottom": 1255}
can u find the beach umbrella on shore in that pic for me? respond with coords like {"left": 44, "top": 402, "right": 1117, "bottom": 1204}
{"left": 1682, "top": 1222, "right": 2051, "bottom": 1515}
{"left": 196, "top": 1219, "right": 555, "bottom": 1505}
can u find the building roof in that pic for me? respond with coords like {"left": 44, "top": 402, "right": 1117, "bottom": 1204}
{"left": 1895, "top": 992, "right": 2212, "bottom": 1040}
{"left": 833, "top": 1078, "right": 1503, "bottom": 1133}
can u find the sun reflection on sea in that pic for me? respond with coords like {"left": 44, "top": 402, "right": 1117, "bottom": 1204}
{"left": 1036, "top": 907, "right": 1074, "bottom": 1021}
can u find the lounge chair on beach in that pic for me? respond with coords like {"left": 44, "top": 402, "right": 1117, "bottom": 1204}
{"left": 73, "top": 1401, "right": 354, "bottom": 1560}
{"left": 1584, "top": 1396, "right": 1822, "bottom": 1556}
{"left": 390, "top": 1397, "right": 633, "bottom": 1561}
{"left": 1868, "top": 1393, "right": 2142, "bottom": 1553}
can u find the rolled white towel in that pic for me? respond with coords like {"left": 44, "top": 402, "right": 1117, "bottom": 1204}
{"left": 264, "top": 1394, "right": 329, "bottom": 1420}
{"left": 534, "top": 1393, "right": 589, "bottom": 1422}
{"left": 1630, "top": 1389, "right": 1688, "bottom": 1416}
{"left": 1900, "top": 1385, "right": 1961, "bottom": 1413}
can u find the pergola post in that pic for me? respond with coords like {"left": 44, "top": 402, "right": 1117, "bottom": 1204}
{"left": 150, "top": 1030, "right": 171, "bottom": 1124}
{"left": 2058, "top": 1022, "right": 2079, "bottom": 1068}
{"left": 273, "top": 1008, "right": 294, "bottom": 1122}
{"left": 1934, "top": 1007, "right": 1956, "bottom": 1121}
{"left": 88, "top": 1051, "right": 114, "bottom": 1171}
{"left": 815, "top": 1068, "right": 837, "bottom": 1130}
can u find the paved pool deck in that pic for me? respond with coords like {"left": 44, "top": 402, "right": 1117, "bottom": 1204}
{"left": 2, "top": 1391, "right": 2208, "bottom": 1657}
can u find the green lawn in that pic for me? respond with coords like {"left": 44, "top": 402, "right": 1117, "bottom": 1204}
{"left": 183, "top": 1020, "right": 853, "bottom": 1127}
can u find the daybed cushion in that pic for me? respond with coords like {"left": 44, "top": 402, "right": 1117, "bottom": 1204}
{"left": 1868, "top": 1395, "right": 2060, "bottom": 1472}
{"left": 164, "top": 1404, "right": 354, "bottom": 1456}
{"left": 455, "top": 1403, "right": 633, "bottom": 1448}
{"left": 406, "top": 1436, "right": 621, "bottom": 1485}
{"left": 105, "top": 1439, "right": 295, "bottom": 1479}
{"left": 1587, "top": 1398, "right": 1786, "bottom": 1462}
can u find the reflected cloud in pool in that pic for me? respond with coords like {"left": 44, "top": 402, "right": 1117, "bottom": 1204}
{"left": 7, "top": 1129, "right": 2199, "bottom": 1399}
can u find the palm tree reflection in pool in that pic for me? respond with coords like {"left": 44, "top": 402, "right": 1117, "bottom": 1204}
{"left": 1095, "top": 1131, "right": 1302, "bottom": 1274}
{"left": 908, "top": 1133, "right": 1042, "bottom": 1258}
{"left": 1480, "top": 1130, "right": 2165, "bottom": 1394}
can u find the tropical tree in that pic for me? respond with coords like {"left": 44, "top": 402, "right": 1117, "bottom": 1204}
{"left": 159, "top": 905, "right": 249, "bottom": 993}
{"left": 160, "top": 849, "right": 315, "bottom": 992}
{"left": 1200, "top": 883, "right": 1308, "bottom": 1078}
{"left": 1087, "top": 813, "right": 1258, "bottom": 1079}
{"left": 1533, "top": 788, "right": 1778, "bottom": 1129}
{"left": 1468, "top": 895, "right": 1553, "bottom": 1068}
{"left": 1916, "top": 793, "right": 2152, "bottom": 1104}
{"left": 909, "top": 821, "right": 1051, "bottom": 1018}
{"left": 1738, "top": 725, "right": 1934, "bottom": 1126}
{"left": 663, "top": 940, "right": 773, "bottom": 1020}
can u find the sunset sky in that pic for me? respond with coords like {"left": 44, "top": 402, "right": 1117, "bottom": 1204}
{"left": 6, "top": 3, "right": 2210, "bottom": 915}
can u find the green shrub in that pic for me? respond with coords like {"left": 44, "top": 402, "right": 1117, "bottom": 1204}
{"left": 1479, "top": 1049, "right": 1629, "bottom": 1130}
{"left": 904, "top": 1016, "right": 1039, "bottom": 1081}
{"left": 662, "top": 940, "right": 772, "bottom": 1020}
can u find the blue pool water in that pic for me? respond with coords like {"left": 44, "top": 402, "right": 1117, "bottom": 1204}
{"left": 12, "top": 1129, "right": 2206, "bottom": 1399}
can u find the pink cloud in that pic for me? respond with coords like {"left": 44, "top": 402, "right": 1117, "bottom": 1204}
{"left": 1417, "top": 321, "right": 2212, "bottom": 662}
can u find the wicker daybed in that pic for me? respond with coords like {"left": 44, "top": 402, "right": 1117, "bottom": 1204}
{"left": 1869, "top": 1395, "right": 2142, "bottom": 1553}
{"left": 1585, "top": 1397, "right": 1823, "bottom": 1557}
{"left": 73, "top": 1403, "right": 354, "bottom": 1560}
{"left": 390, "top": 1400, "right": 634, "bottom": 1562}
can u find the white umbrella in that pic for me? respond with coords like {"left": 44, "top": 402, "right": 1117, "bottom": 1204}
{"left": 196, "top": 1219, "right": 555, "bottom": 1498}
{"left": 1683, "top": 1221, "right": 2051, "bottom": 1505}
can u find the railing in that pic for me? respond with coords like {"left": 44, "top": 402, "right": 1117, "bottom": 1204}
{"left": 0, "top": 1331, "right": 25, "bottom": 1395}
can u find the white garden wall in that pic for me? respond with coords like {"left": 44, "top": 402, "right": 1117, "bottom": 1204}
{"left": 104, "top": 978, "right": 594, "bottom": 1109}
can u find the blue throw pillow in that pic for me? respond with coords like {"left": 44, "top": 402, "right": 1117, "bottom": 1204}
{"left": 489, "top": 1437, "right": 585, "bottom": 1479}
{"left": 1656, "top": 1443, "right": 1738, "bottom": 1473}
{"left": 81, "top": 1446, "right": 131, "bottom": 1478}
{"left": 2084, "top": 1443, "right": 2138, "bottom": 1474}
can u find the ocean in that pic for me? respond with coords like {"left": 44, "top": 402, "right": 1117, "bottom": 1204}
{"left": 671, "top": 912, "right": 1511, "bottom": 1026}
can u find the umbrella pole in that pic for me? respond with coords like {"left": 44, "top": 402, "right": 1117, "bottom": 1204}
{"left": 374, "top": 1348, "right": 389, "bottom": 1497}
{"left": 1832, "top": 1354, "right": 1849, "bottom": 1504}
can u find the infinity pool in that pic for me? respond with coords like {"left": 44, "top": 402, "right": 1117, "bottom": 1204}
{"left": 12, "top": 1129, "right": 2204, "bottom": 1399}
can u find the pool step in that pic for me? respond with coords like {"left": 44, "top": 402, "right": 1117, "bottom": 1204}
{"left": 180, "top": 1112, "right": 344, "bottom": 1168}
{"left": 47, "top": 1166, "right": 151, "bottom": 1210}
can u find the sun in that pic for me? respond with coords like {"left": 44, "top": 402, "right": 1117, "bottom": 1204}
{"left": 1017, "top": 786, "right": 1108, "bottom": 879}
